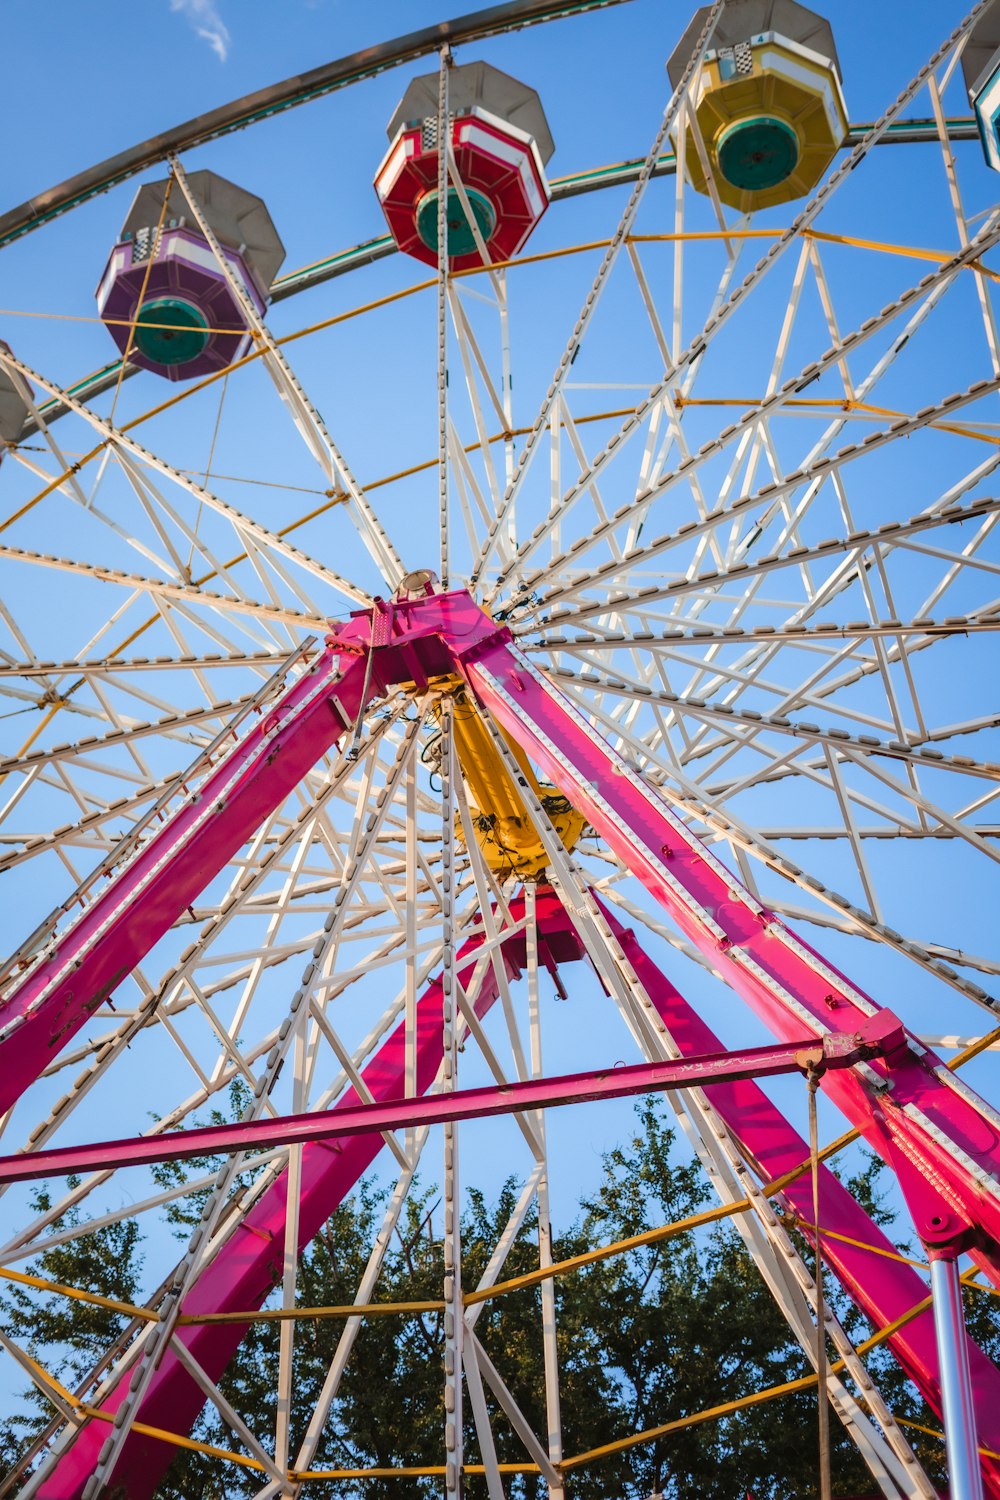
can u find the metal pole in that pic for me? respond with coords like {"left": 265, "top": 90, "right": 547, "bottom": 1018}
{"left": 440, "top": 701, "right": 463, "bottom": 1500}
{"left": 437, "top": 46, "right": 451, "bottom": 591}
{"left": 930, "top": 1254, "right": 983, "bottom": 1500}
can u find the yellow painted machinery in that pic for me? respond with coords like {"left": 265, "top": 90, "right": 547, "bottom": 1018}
{"left": 667, "top": 0, "right": 847, "bottom": 213}
{"left": 427, "top": 688, "right": 586, "bottom": 879}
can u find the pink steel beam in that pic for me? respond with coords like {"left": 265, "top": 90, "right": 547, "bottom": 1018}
{"left": 34, "top": 891, "right": 577, "bottom": 1500}
{"left": 0, "top": 619, "right": 378, "bottom": 1118}
{"left": 0, "top": 1031, "right": 889, "bottom": 1185}
{"left": 10, "top": 581, "right": 1000, "bottom": 1284}
{"left": 8, "top": 586, "right": 1000, "bottom": 1494}
{"left": 0, "top": 591, "right": 468, "bottom": 1113}
{"left": 452, "top": 603, "right": 1000, "bottom": 1274}
{"left": 592, "top": 895, "right": 1000, "bottom": 1497}
{"left": 41, "top": 885, "right": 1000, "bottom": 1500}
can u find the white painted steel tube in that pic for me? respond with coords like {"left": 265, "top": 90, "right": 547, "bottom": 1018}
{"left": 930, "top": 1255, "right": 984, "bottom": 1500}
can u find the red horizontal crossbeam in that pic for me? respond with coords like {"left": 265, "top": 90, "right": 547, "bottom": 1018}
{"left": 0, "top": 1029, "right": 884, "bottom": 1186}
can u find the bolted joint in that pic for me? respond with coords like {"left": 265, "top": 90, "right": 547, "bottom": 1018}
{"left": 851, "top": 1006, "right": 909, "bottom": 1066}
{"left": 878, "top": 1120, "right": 980, "bottom": 1255}
{"left": 793, "top": 1043, "right": 826, "bottom": 1076}
{"left": 808, "top": 1008, "right": 909, "bottom": 1076}
{"left": 925, "top": 1222, "right": 980, "bottom": 1257}
{"left": 451, "top": 623, "right": 515, "bottom": 667}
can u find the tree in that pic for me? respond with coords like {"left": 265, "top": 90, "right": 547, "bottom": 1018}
{"left": 0, "top": 1177, "right": 143, "bottom": 1485}
{"left": 0, "top": 1101, "right": 961, "bottom": 1498}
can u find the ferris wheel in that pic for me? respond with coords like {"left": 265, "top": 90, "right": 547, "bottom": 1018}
{"left": 2, "top": 0, "right": 1000, "bottom": 1494}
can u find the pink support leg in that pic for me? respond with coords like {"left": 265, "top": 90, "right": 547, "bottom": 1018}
{"left": 588, "top": 895, "right": 1000, "bottom": 1497}
{"left": 36, "top": 892, "right": 575, "bottom": 1500}
{"left": 457, "top": 613, "right": 1000, "bottom": 1281}
{"left": 0, "top": 627, "right": 376, "bottom": 1118}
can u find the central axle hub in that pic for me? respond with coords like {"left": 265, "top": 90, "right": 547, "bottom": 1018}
{"left": 427, "top": 684, "right": 586, "bottom": 878}
{"left": 331, "top": 586, "right": 587, "bottom": 878}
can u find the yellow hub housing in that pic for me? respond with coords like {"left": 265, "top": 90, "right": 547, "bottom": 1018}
{"left": 439, "top": 689, "right": 586, "bottom": 879}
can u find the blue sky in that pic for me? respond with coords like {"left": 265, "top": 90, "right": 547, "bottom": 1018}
{"left": 2, "top": 0, "right": 972, "bottom": 207}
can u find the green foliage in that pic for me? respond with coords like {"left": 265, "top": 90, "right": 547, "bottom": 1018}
{"left": 0, "top": 1176, "right": 144, "bottom": 1481}
{"left": 148, "top": 1077, "right": 256, "bottom": 1240}
{"left": 0, "top": 1104, "right": 974, "bottom": 1498}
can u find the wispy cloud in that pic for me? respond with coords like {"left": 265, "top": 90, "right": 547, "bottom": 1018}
{"left": 170, "top": 0, "right": 231, "bottom": 61}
